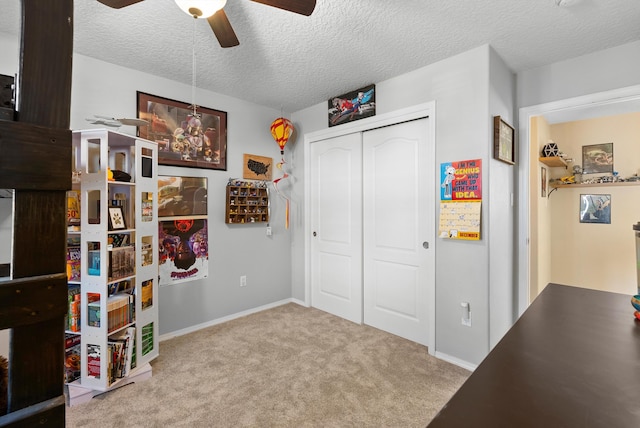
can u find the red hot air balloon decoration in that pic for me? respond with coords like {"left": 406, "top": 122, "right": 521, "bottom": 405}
{"left": 270, "top": 117, "right": 294, "bottom": 155}
{"left": 270, "top": 117, "right": 294, "bottom": 229}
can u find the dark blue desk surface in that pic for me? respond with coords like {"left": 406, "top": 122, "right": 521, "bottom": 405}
{"left": 428, "top": 283, "right": 640, "bottom": 428}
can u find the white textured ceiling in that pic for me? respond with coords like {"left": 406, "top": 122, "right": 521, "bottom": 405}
{"left": 1, "top": 0, "right": 640, "bottom": 112}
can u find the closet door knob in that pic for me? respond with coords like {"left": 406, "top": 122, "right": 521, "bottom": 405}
{"left": 313, "top": 231, "right": 317, "bottom": 237}
{"left": 422, "top": 241, "right": 429, "bottom": 249}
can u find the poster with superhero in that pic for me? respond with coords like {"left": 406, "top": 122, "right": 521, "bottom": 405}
{"left": 159, "top": 219, "right": 208, "bottom": 286}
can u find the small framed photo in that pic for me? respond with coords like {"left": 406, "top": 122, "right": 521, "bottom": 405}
{"left": 580, "top": 194, "right": 611, "bottom": 224}
{"left": 108, "top": 206, "right": 127, "bottom": 230}
{"left": 493, "top": 116, "right": 515, "bottom": 165}
{"left": 541, "top": 167, "right": 547, "bottom": 197}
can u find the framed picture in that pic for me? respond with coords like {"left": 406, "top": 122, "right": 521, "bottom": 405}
{"left": 158, "top": 176, "right": 208, "bottom": 217}
{"left": 108, "top": 206, "right": 127, "bottom": 230}
{"left": 580, "top": 194, "right": 611, "bottom": 224}
{"left": 582, "top": 143, "right": 613, "bottom": 174}
{"left": 541, "top": 167, "right": 547, "bottom": 197}
{"left": 243, "top": 154, "right": 273, "bottom": 180}
{"left": 493, "top": 116, "right": 515, "bottom": 165}
{"left": 328, "top": 84, "right": 375, "bottom": 127}
{"left": 137, "top": 91, "right": 227, "bottom": 170}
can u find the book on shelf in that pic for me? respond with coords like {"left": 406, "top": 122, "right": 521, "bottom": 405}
{"left": 66, "top": 245, "right": 81, "bottom": 283}
{"left": 141, "top": 279, "right": 153, "bottom": 310}
{"left": 106, "top": 293, "right": 135, "bottom": 333}
{"left": 108, "top": 233, "right": 129, "bottom": 249}
{"left": 64, "top": 334, "right": 81, "bottom": 383}
{"left": 108, "top": 245, "right": 135, "bottom": 281}
{"left": 67, "top": 285, "right": 81, "bottom": 332}
{"left": 67, "top": 190, "right": 81, "bottom": 227}
{"left": 87, "top": 344, "right": 101, "bottom": 379}
{"left": 141, "top": 322, "right": 154, "bottom": 357}
{"left": 87, "top": 292, "right": 135, "bottom": 333}
{"left": 86, "top": 293, "right": 101, "bottom": 327}
{"left": 87, "top": 245, "right": 101, "bottom": 276}
{"left": 141, "top": 195, "right": 153, "bottom": 222}
{"left": 141, "top": 241, "right": 153, "bottom": 266}
{"left": 108, "top": 326, "right": 135, "bottom": 382}
{"left": 108, "top": 278, "right": 133, "bottom": 296}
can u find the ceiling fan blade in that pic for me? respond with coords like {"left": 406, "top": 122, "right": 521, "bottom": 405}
{"left": 207, "top": 9, "right": 240, "bottom": 48}
{"left": 96, "top": 0, "right": 144, "bottom": 8}
{"left": 251, "top": 0, "right": 316, "bottom": 16}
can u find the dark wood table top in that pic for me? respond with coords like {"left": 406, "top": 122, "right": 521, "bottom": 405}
{"left": 428, "top": 283, "right": 640, "bottom": 428}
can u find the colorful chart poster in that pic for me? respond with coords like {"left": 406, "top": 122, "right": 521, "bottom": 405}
{"left": 439, "top": 201, "right": 482, "bottom": 240}
{"left": 440, "top": 159, "right": 482, "bottom": 201}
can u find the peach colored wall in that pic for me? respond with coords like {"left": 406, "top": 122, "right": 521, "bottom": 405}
{"left": 531, "top": 116, "right": 553, "bottom": 301}
{"left": 548, "top": 112, "right": 640, "bottom": 295}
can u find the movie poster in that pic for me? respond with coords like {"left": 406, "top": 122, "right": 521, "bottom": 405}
{"left": 158, "top": 175, "right": 208, "bottom": 286}
{"left": 159, "top": 219, "right": 208, "bottom": 286}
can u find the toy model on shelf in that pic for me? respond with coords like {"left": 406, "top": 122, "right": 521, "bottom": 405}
{"left": 225, "top": 179, "right": 270, "bottom": 224}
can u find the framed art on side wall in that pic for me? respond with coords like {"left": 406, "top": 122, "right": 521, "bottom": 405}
{"left": 493, "top": 116, "right": 515, "bottom": 165}
{"left": 137, "top": 91, "right": 227, "bottom": 170}
{"left": 582, "top": 143, "right": 613, "bottom": 174}
{"left": 580, "top": 194, "right": 611, "bottom": 224}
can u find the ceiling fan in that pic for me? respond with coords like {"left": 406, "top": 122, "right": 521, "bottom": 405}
{"left": 97, "top": 0, "right": 316, "bottom": 48}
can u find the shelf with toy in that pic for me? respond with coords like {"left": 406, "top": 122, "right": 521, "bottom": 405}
{"left": 225, "top": 178, "right": 270, "bottom": 224}
{"left": 539, "top": 156, "right": 567, "bottom": 168}
{"left": 550, "top": 181, "right": 640, "bottom": 189}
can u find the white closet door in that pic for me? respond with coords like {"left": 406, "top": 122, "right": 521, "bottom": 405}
{"left": 362, "top": 118, "right": 433, "bottom": 345}
{"left": 310, "top": 133, "right": 363, "bottom": 324}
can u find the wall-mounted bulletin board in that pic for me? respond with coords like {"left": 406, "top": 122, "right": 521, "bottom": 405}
{"left": 439, "top": 159, "right": 482, "bottom": 240}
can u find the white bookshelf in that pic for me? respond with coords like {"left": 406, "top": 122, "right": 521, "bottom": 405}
{"left": 68, "top": 129, "right": 159, "bottom": 398}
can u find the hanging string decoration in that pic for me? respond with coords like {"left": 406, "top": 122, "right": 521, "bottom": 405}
{"left": 270, "top": 117, "right": 294, "bottom": 229}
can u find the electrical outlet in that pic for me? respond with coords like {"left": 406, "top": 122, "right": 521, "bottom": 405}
{"left": 462, "top": 317, "right": 472, "bottom": 327}
{"left": 240, "top": 275, "right": 247, "bottom": 287}
{"left": 266, "top": 226, "right": 272, "bottom": 236}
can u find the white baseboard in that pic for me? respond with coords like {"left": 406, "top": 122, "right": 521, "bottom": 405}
{"left": 159, "top": 298, "right": 296, "bottom": 342}
{"left": 434, "top": 351, "right": 478, "bottom": 372}
{"left": 290, "top": 298, "right": 308, "bottom": 307}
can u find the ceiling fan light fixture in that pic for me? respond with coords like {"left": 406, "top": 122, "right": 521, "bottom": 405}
{"left": 175, "top": 0, "right": 226, "bottom": 18}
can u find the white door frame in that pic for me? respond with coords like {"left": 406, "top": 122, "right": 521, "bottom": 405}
{"left": 517, "top": 85, "right": 640, "bottom": 315}
{"left": 304, "top": 101, "right": 437, "bottom": 355}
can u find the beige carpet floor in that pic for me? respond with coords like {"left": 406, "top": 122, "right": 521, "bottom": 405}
{"left": 66, "top": 303, "right": 470, "bottom": 427}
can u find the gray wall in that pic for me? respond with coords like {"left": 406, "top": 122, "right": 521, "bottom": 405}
{"left": 292, "top": 45, "right": 517, "bottom": 367}
{"left": 488, "top": 48, "right": 517, "bottom": 349}
{"left": 1, "top": 31, "right": 294, "bottom": 337}
{"left": 517, "top": 40, "right": 640, "bottom": 108}
{"left": 2, "top": 26, "right": 522, "bottom": 367}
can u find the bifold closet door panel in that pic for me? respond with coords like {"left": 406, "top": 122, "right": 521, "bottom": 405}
{"left": 362, "top": 118, "right": 433, "bottom": 346}
{"left": 310, "top": 133, "right": 363, "bottom": 324}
